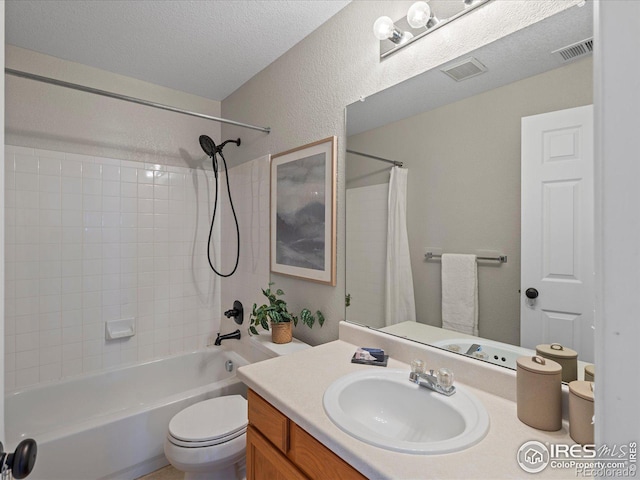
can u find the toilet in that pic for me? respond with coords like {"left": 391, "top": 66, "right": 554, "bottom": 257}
{"left": 164, "top": 395, "right": 248, "bottom": 480}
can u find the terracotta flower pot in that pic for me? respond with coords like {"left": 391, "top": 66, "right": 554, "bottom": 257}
{"left": 271, "top": 321, "right": 292, "bottom": 344}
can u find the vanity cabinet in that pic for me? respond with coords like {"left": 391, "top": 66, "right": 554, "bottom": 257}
{"left": 247, "top": 389, "right": 366, "bottom": 480}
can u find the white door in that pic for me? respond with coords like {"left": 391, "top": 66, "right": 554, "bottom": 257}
{"left": 1, "top": 3, "right": 6, "bottom": 443}
{"left": 521, "top": 105, "right": 594, "bottom": 363}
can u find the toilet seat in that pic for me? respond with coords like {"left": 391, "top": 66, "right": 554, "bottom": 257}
{"left": 168, "top": 395, "right": 248, "bottom": 448}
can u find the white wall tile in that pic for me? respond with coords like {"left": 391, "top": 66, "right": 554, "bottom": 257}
{"left": 82, "top": 163, "right": 102, "bottom": 179}
{"left": 120, "top": 167, "right": 137, "bottom": 183}
{"left": 102, "top": 165, "right": 120, "bottom": 182}
{"left": 102, "top": 195, "right": 119, "bottom": 212}
{"left": 61, "top": 160, "right": 82, "bottom": 178}
{"left": 15, "top": 154, "right": 39, "bottom": 174}
{"left": 5, "top": 147, "right": 224, "bottom": 388}
{"left": 62, "top": 326, "right": 82, "bottom": 343}
{"left": 62, "top": 359, "right": 83, "bottom": 378}
{"left": 103, "top": 181, "right": 120, "bottom": 197}
{"left": 138, "top": 169, "right": 154, "bottom": 185}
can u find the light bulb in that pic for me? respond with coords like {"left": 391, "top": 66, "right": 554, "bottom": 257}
{"left": 373, "top": 16, "right": 395, "bottom": 40}
{"left": 407, "top": 1, "right": 431, "bottom": 29}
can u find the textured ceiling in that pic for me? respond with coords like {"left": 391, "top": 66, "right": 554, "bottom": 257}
{"left": 5, "top": 0, "right": 351, "bottom": 101}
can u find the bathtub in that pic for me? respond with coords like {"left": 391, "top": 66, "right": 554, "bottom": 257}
{"left": 5, "top": 348, "right": 249, "bottom": 480}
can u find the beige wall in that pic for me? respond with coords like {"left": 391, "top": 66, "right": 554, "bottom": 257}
{"left": 5, "top": 45, "right": 221, "bottom": 168}
{"left": 348, "top": 57, "right": 593, "bottom": 345}
{"left": 221, "top": 0, "right": 582, "bottom": 345}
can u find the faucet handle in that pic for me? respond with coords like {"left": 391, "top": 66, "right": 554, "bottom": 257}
{"left": 411, "top": 359, "right": 426, "bottom": 375}
{"left": 436, "top": 368, "right": 454, "bottom": 392}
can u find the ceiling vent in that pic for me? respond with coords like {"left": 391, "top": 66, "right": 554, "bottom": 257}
{"left": 553, "top": 38, "right": 593, "bottom": 62}
{"left": 441, "top": 57, "right": 488, "bottom": 82}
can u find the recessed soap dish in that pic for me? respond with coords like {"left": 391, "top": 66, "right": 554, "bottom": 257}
{"left": 105, "top": 318, "right": 135, "bottom": 340}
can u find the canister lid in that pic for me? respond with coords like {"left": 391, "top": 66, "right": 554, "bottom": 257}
{"left": 536, "top": 343, "right": 578, "bottom": 360}
{"left": 569, "top": 380, "right": 595, "bottom": 402}
{"left": 585, "top": 364, "right": 595, "bottom": 377}
{"left": 517, "top": 355, "right": 562, "bottom": 375}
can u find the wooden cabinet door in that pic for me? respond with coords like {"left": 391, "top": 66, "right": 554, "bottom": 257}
{"left": 289, "top": 423, "right": 367, "bottom": 480}
{"left": 247, "top": 425, "right": 308, "bottom": 480}
{"left": 248, "top": 389, "right": 290, "bottom": 453}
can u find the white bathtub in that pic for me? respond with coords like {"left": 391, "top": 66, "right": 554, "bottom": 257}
{"left": 5, "top": 348, "right": 249, "bottom": 480}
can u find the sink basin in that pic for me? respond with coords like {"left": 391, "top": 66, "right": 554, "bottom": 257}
{"left": 432, "top": 338, "right": 534, "bottom": 369}
{"left": 323, "top": 369, "right": 489, "bottom": 454}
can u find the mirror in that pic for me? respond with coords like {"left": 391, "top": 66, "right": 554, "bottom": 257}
{"left": 345, "top": 3, "right": 594, "bottom": 369}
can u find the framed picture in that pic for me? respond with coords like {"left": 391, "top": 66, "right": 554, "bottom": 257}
{"left": 270, "top": 136, "right": 337, "bottom": 286}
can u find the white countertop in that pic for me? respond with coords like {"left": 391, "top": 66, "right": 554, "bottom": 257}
{"left": 249, "top": 332, "right": 312, "bottom": 357}
{"left": 238, "top": 339, "right": 577, "bottom": 480}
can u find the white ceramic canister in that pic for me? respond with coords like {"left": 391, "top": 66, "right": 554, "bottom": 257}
{"left": 536, "top": 343, "right": 578, "bottom": 383}
{"left": 569, "top": 381, "right": 594, "bottom": 445}
{"left": 584, "top": 364, "right": 595, "bottom": 382}
{"left": 517, "top": 355, "right": 563, "bottom": 431}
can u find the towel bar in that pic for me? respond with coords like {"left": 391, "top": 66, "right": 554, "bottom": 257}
{"left": 424, "top": 252, "right": 507, "bottom": 263}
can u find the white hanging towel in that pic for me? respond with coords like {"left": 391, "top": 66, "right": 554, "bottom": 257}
{"left": 441, "top": 254, "right": 478, "bottom": 336}
{"left": 385, "top": 167, "right": 417, "bottom": 326}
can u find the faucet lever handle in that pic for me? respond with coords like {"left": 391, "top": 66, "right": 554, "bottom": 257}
{"left": 223, "top": 300, "right": 244, "bottom": 325}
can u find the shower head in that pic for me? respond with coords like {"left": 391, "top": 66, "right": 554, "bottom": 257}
{"left": 199, "top": 135, "right": 217, "bottom": 157}
{"left": 199, "top": 135, "right": 241, "bottom": 157}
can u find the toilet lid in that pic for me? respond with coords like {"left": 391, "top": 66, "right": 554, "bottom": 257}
{"left": 169, "top": 395, "right": 248, "bottom": 444}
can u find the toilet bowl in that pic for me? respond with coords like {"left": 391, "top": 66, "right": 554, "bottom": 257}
{"left": 164, "top": 395, "right": 248, "bottom": 480}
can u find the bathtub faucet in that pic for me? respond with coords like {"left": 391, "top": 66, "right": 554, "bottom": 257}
{"left": 214, "top": 329, "right": 241, "bottom": 346}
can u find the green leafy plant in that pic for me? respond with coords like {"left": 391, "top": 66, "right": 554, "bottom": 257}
{"left": 248, "top": 282, "right": 324, "bottom": 335}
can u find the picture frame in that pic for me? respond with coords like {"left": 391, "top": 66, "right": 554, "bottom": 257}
{"left": 270, "top": 136, "right": 337, "bottom": 286}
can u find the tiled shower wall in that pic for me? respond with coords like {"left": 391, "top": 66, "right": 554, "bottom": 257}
{"left": 4, "top": 145, "right": 222, "bottom": 390}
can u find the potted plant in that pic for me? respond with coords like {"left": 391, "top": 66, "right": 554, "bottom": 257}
{"left": 248, "top": 283, "right": 324, "bottom": 344}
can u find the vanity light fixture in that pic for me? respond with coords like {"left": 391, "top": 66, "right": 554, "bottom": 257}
{"left": 374, "top": 0, "right": 491, "bottom": 59}
{"left": 373, "top": 16, "right": 413, "bottom": 45}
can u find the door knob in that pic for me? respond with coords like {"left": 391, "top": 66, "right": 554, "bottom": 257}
{"left": 0, "top": 439, "right": 37, "bottom": 479}
{"left": 525, "top": 287, "right": 539, "bottom": 306}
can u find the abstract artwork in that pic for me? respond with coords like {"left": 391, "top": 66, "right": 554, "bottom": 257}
{"left": 270, "top": 137, "right": 336, "bottom": 285}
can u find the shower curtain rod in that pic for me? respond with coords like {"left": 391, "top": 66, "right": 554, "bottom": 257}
{"left": 347, "top": 149, "right": 403, "bottom": 168}
{"left": 5, "top": 68, "right": 271, "bottom": 134}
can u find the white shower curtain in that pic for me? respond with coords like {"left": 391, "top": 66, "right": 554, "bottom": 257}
{"left": 385, "top": 167, "right": 417, "bottom": 326}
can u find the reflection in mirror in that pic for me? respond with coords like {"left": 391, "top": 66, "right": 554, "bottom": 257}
{"left": 345, "top": 3, "right": 594, "bottom": 370}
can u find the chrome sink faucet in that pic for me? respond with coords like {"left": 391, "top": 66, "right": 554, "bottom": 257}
{"left": 409, "top": 359, "right": 456, "bottom": 396}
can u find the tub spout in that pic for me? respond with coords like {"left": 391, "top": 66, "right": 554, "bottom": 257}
{"left": 214, "top": 329, "right": 241, "bottom": 346}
